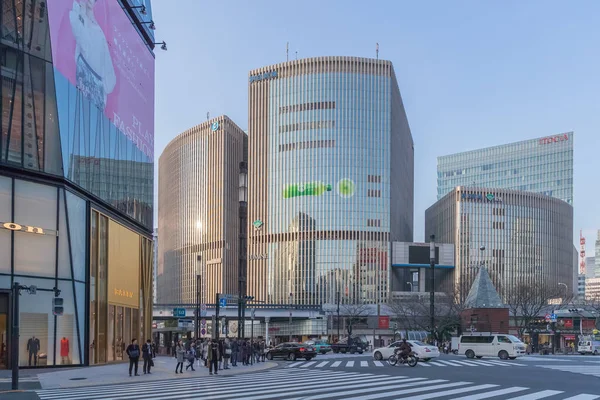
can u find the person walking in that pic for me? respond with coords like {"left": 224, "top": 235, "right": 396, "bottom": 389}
{"left": 231, "top": 338, "right": 238, "bottom": 366}
{"left": 185, "top": 342, "right": 196, "bottom": 371}
{"left": 175, "top": 340, "right": 185, "bottom": 374}
{"left": 125, "top": 338, "right": 141, "bottom": 377}
{"left": 208, "top": 339, "right": 220, "bottom": 375}
{"left": 260, "top": 341, "right": 266, "bottom": 362}
{"left": 223, "top": 338, "right": 231, "bottom": 369}
{"left": 142, "top": 339, "right": 153, "bottom": 374}
{"left": 241, "top": 341, "right": 247, "bottom": 365}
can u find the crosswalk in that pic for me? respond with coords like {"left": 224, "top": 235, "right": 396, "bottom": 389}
{"left": 536, "top": 364, "right": 600, "bottom": 378}
{"left": 286, "top": 358, "right": 527, "bottom": 369}
{"left": 0, "top": 376, "right": 39, "bottom": 383}
{"left": 35, "top": 369, "right": 600, "bottom": 400}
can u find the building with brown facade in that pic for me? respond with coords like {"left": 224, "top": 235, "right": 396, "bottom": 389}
{"left": 157, "top": 117, "right": 247, "bottom": 304}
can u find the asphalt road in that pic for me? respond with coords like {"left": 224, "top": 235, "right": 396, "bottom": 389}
{"left": 3, "top": 353, "right": 600, "bottom": 399}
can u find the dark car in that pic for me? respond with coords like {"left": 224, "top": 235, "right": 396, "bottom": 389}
{"left": 266, "top": 342, "right": 317, "bottom": 361}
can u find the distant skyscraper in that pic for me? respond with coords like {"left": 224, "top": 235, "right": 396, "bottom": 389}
{"left": 586, "top": 256, "right": 596, "bottom": 279}
{"left": 437, "top": 132, "right": 573, "bottom": 205}
{"left": 157, "top": 116, "right": 247, "bottom": 304}
{"left": 596, "top": 230, "right": 600, "bottom": 277}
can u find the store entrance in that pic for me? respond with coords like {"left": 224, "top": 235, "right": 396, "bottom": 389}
{"left": 0, "top": 293, "right": 8, "bottom": 369}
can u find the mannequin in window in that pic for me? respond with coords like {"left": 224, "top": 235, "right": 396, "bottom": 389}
{"left": 61, "top": 337, "right": 70, "bottom": 364}
{"left": 27, "top": 336, "right": 40, "bottom": 366}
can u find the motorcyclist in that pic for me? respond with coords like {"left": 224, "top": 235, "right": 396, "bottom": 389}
{"left": 395, "top": 339, "right": 411, "bottom": 360}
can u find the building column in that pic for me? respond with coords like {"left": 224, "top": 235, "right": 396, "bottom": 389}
{"left": 265, "top": 317, "right": 270, "bottom": 346}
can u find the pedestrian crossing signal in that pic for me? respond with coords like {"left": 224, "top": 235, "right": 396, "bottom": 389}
{"left": 52, "top": 297, "right": 64, "bottom": 316}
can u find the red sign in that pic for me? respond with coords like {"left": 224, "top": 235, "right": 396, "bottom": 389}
{"left": 539, "top": 133, "right": 569, "bottom": 145}
{"left": 563, "top": 319, "right": 573, "bottom": 329}
{"left": 378, "top": 316, "right": 390, "bottom": 329}
{"left": 563, "top": 334, "right": 576, "bottom": 340}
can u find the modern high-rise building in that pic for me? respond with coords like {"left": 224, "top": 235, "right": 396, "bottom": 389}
{"left": 586, "top": 256, "right": 596, "bottom": 279}
{"left": 247, "top": 56, "right": 414, "bottom": 305}
{"left": 0, "top": 0, "right": 155, "bottom": 368}
{"left": 437, "top": 132, "right": 574, "bottom": 205}
{"left": 426, "top": 187, "right": 574, "bottom": 300}
{"left": 158, "top": 117, "right": 247, "bottom": 304}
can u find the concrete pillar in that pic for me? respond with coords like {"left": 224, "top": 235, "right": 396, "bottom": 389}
{"left": 265, "top": 317, "right": 271, "bottom": 346}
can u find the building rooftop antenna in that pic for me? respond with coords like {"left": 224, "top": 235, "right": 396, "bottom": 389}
{"left": 286, "top": 42, "right": 289, "bottom": 62}
{"left": 376, "top": 43, "right": 379, "bottom": 60}
{"left": 206, "top": 112, "right": 210, "bottom": 121}
{"left": 295, "top": 50, "right": 298, "bottom": 60}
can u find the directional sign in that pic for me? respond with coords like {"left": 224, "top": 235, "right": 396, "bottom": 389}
{"left": 550, "top": 313, "right": 557, "bottom": 322}
{"left": 173, "top": 308, "right": 186, "bottom": 317}
{"left": 201, "top": 328, "right": 206, "bottom": 335}
{"left": 219, "top": 298, "right": 227, "bottom": 308}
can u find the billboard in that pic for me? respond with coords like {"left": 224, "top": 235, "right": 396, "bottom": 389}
{"left": 48, "top": 0, "right": 155, "bottom": 159}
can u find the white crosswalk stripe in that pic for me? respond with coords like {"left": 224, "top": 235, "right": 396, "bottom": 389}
{"left": 34, "top": 369, "right": 599, "bottom": 400}
{"left": 0, "top": 377, "right": 39, "bottom": 383}
{"left": 286, "top": 359, "right": 527, "bottom": 369}
{"left": 536, "top": 364, "right": 600, "bottom": 378}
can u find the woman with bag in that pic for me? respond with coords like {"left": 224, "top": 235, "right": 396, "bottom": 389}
{"left": 125, "top": 338, "right": 140, "bottom": 377}
{"left": 223, "top": 338, "right": 231, "bottom": 369}
{"left": 175, "top": 340, "right": 184, "bottom": 374}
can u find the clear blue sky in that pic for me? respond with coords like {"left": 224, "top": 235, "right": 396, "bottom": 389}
{"left": 151, "top": 0, "right": 600, "bottom": 254}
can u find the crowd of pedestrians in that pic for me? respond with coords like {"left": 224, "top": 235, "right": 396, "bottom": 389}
{"left": 125, "top": 337, "right": 269, "bottom": 377}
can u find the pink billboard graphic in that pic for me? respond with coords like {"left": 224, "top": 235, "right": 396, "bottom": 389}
{"left": 48, "top": 0, "right": 155, "bottom": 159}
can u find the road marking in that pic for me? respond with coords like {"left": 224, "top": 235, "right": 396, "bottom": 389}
{"left": 315, "top": 361, "right": 328, "bottom": 368}
{"left": 505, "top": 390, "right": 564, "bottom": 399}
{"left": 451, "top": 387, "right": 529, "bottom": 399}
{"left": 418, "top": 361, "right": 432, "bottom": 366}
{"left": 360, "top": 361, "right": 368, "bottom": 367}
{"left": 436, "top": 360, "right": 463, "bottom": 366}
{"left": 302, "top": 379, "right": 445, "bottom": 400}
{"left": 373, "top": 360, "right": 384, "bottom": 366}
{"left": 451, "top": 360, "right": 477, "bottom": 366}
{"left": 287, "top": 361, "right": 304, "bottom": 368}
{"left": 331, "top": 361, "right": 342, "bottom": 367}
{"left": 340, "top": 381, "right": 470, "bottom": 400}
{"left": 398, "top": 384, "right": 499, "bottom": 400}
{"left": 346, "top": 361, "right": 354, "bottom": 367}
{"left": 429, "top": 361, "right": 447, "bottom": 366}
{"left": 562, "top": 396, "right": 600, "bottom": 400}
{"left": 470, "top": 360, "right": 497, "bottom": 366}
{"left": 300, "top": 361, "right": 316, "bottom": 368}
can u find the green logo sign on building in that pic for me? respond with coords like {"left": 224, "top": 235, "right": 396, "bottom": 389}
{"left": 486, "top": 193, "right": 495, "bottom": 201}
{"left": 253, "top": 220, "right": 264, "bottom": 230}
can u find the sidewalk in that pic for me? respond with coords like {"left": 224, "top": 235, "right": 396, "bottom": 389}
{"left": 35, "top": 356, "right": 277, "bottom": 389}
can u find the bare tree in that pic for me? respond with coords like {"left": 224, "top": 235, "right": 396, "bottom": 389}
{"left": 340, "top": 303, "right": 370, "bottom": 336}
{"left": 584, "top": 294, "right": 600, "bottom": 329}
{"left": 505, "top": 283, "right": 563, "bottom": 338}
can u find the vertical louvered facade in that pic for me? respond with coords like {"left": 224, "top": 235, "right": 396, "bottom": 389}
{"left": 247, "top": 57, "right": 414, "bottom": 306}
{"left": 425, "top": 187, "right": 574, "bottom": 301}
{"left": 158, "top": 116, "right": 247, "bottom": 304}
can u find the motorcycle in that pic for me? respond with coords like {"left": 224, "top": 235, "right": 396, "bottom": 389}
{"left": 388, "top": 349, "right": 418, "bottom": 367}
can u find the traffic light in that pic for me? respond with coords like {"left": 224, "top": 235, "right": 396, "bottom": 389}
{"left": 52, "top": 297, "right": 64, "bottom": 316}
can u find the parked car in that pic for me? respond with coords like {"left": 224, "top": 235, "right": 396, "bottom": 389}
{"left": 458, "top": 334, "right": 526, "bottom": 360}
{"left": 373, "top": 340, "right": 440, "bottom": 362}
{"left": 305, "top": 340, "right": 332, "bottom": 354}
{"left": 265, "top": 342, "right": 317, "bottom": 361}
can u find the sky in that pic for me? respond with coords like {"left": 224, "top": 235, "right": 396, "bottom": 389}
{"left": 151, "top": 0, "right": 600, "bottom": 256}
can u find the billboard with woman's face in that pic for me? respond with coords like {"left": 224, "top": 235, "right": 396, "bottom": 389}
{"left": 48, "top": 0, "right": 155, "bottom": 159}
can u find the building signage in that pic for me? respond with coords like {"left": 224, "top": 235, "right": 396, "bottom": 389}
{"left": 211, "top": 121, "right": 220, "bottom": 131}
{"left": 249, "top": 70, "right": 278, "bottom": 83}
{"left": 114, "top": 288, "right": 134, "bottom": 299}
{"left": 460, "top": 193, "right": 503, "bottom": 203}
{"left": 253, "top": 219, "right": 264, "bottom": 230}
{"left": 0, "top": 222, "right": 54, "bottom": 235}
{"left": 539, "top": 133, "right": 569, "bottom": 145}
{"left": 248, "top": 254, "right": 268, "bottom": 261}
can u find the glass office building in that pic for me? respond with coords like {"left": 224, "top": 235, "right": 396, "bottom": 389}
{"left": 157, "top": 117, "right": 247, "bottom": 305}
{"left": 247, "top": 56, "right": 414, "bottom": 306}
{"left": 437, "top": 132, "right": 574, "bottom": 205}
{"left": 426, "top": 187, "right": 574, "bottom": 301}
{"left": 0, "top": 0, "right": 155, "bottom": 368}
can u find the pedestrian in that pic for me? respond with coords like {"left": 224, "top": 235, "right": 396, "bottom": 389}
{"left": 202, "top": 339, "right": 209, "bottom": 367}
{"left": 185, "top": 342, "right": 196, "bottom": 371}
{"left": 142, "top": 339, "right": 153, "bottom": 374}
{"left": 175, "top": 340, "right": 184, "bottom": 374}
{"left": 208, "top": 339, "right": 220, "bottom": 375}
{"left": 223, "top": 338, "right": 231, "bottom": 369}
{"left": 151, "top": 341, "right": 156, "bottom": 358}
{"left": 218, "top": 339, "right": 224, "bottom": 370}
{"left": 125, "top": 338, "right": 140, "bottom": 377}
{"left": 231, "top": 338, "right": 239, "bottom": 367}
{"left": 241, "top": 341, "right": 247, "bottom": 365}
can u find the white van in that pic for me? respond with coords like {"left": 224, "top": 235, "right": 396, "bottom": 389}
{"left": 459, "top": 334, "right": 526, "bottom": 360}
{"left": 578, "top": 340, "right": 600, "bottom": 355}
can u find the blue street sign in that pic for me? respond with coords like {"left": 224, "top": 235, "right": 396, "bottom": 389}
{"left": 219, "top": 298, "right": 227, "bottom": 308}
{"left": 173, "top": 308, "right": 186, "bottom": 317}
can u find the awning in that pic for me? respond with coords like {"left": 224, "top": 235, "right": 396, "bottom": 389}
{"left": 563, "top": 334, "right": 576, "bottom": 340}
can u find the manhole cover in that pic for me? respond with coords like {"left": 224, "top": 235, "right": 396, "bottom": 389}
{"left": 69, "top": 377, "right": 87, "bottom": 381}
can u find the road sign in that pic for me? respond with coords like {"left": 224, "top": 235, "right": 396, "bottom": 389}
{"left": 173, "top": 308, "right": 186, "bottom": 317}
{"left": 550, "top": 313, "right": 557, "bottom": 322}
{"left": 201, "top": 304, "right": 206, "bottom": 311}
{"left": 251, "top": 309, "right": 256, "bottom": 319}
{"left": 201, "top": 319, "right": 206, "bottom": 326}
{"left": 544, "top": 314, "right": 551, "bottom": 322}
{"left": 219, "top": 298, "right": 227, "bottom": 307}
{"left": 201, "top": 328, "right": 206, "bottom": 335}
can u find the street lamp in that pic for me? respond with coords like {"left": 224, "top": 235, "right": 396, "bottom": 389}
{"left": 406, "top": 282, "right": 413, "bottom": 292}
{"left": 429, "top": 234, "right": 435, "bottom": 342}
{"left": 238, "top": 162, "right": 248, "bottom": 339}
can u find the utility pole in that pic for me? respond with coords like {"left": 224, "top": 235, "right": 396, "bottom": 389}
{"left": 429, "top": 234, "right": 436, "bottom": 343}
{"left": 215, "top": 293, "right": 220, "bottom": 339}
{"left": 336, "top": 290, "right": 341, "bottom": 340}
{"left": 289, "top": 293, "right": 293, "bottom": 342}
{"left": 195, "top": 256, "right": 201, "bottom": 340}
{"left": 238, "top": 161, "right": 247, "bottom": 340}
